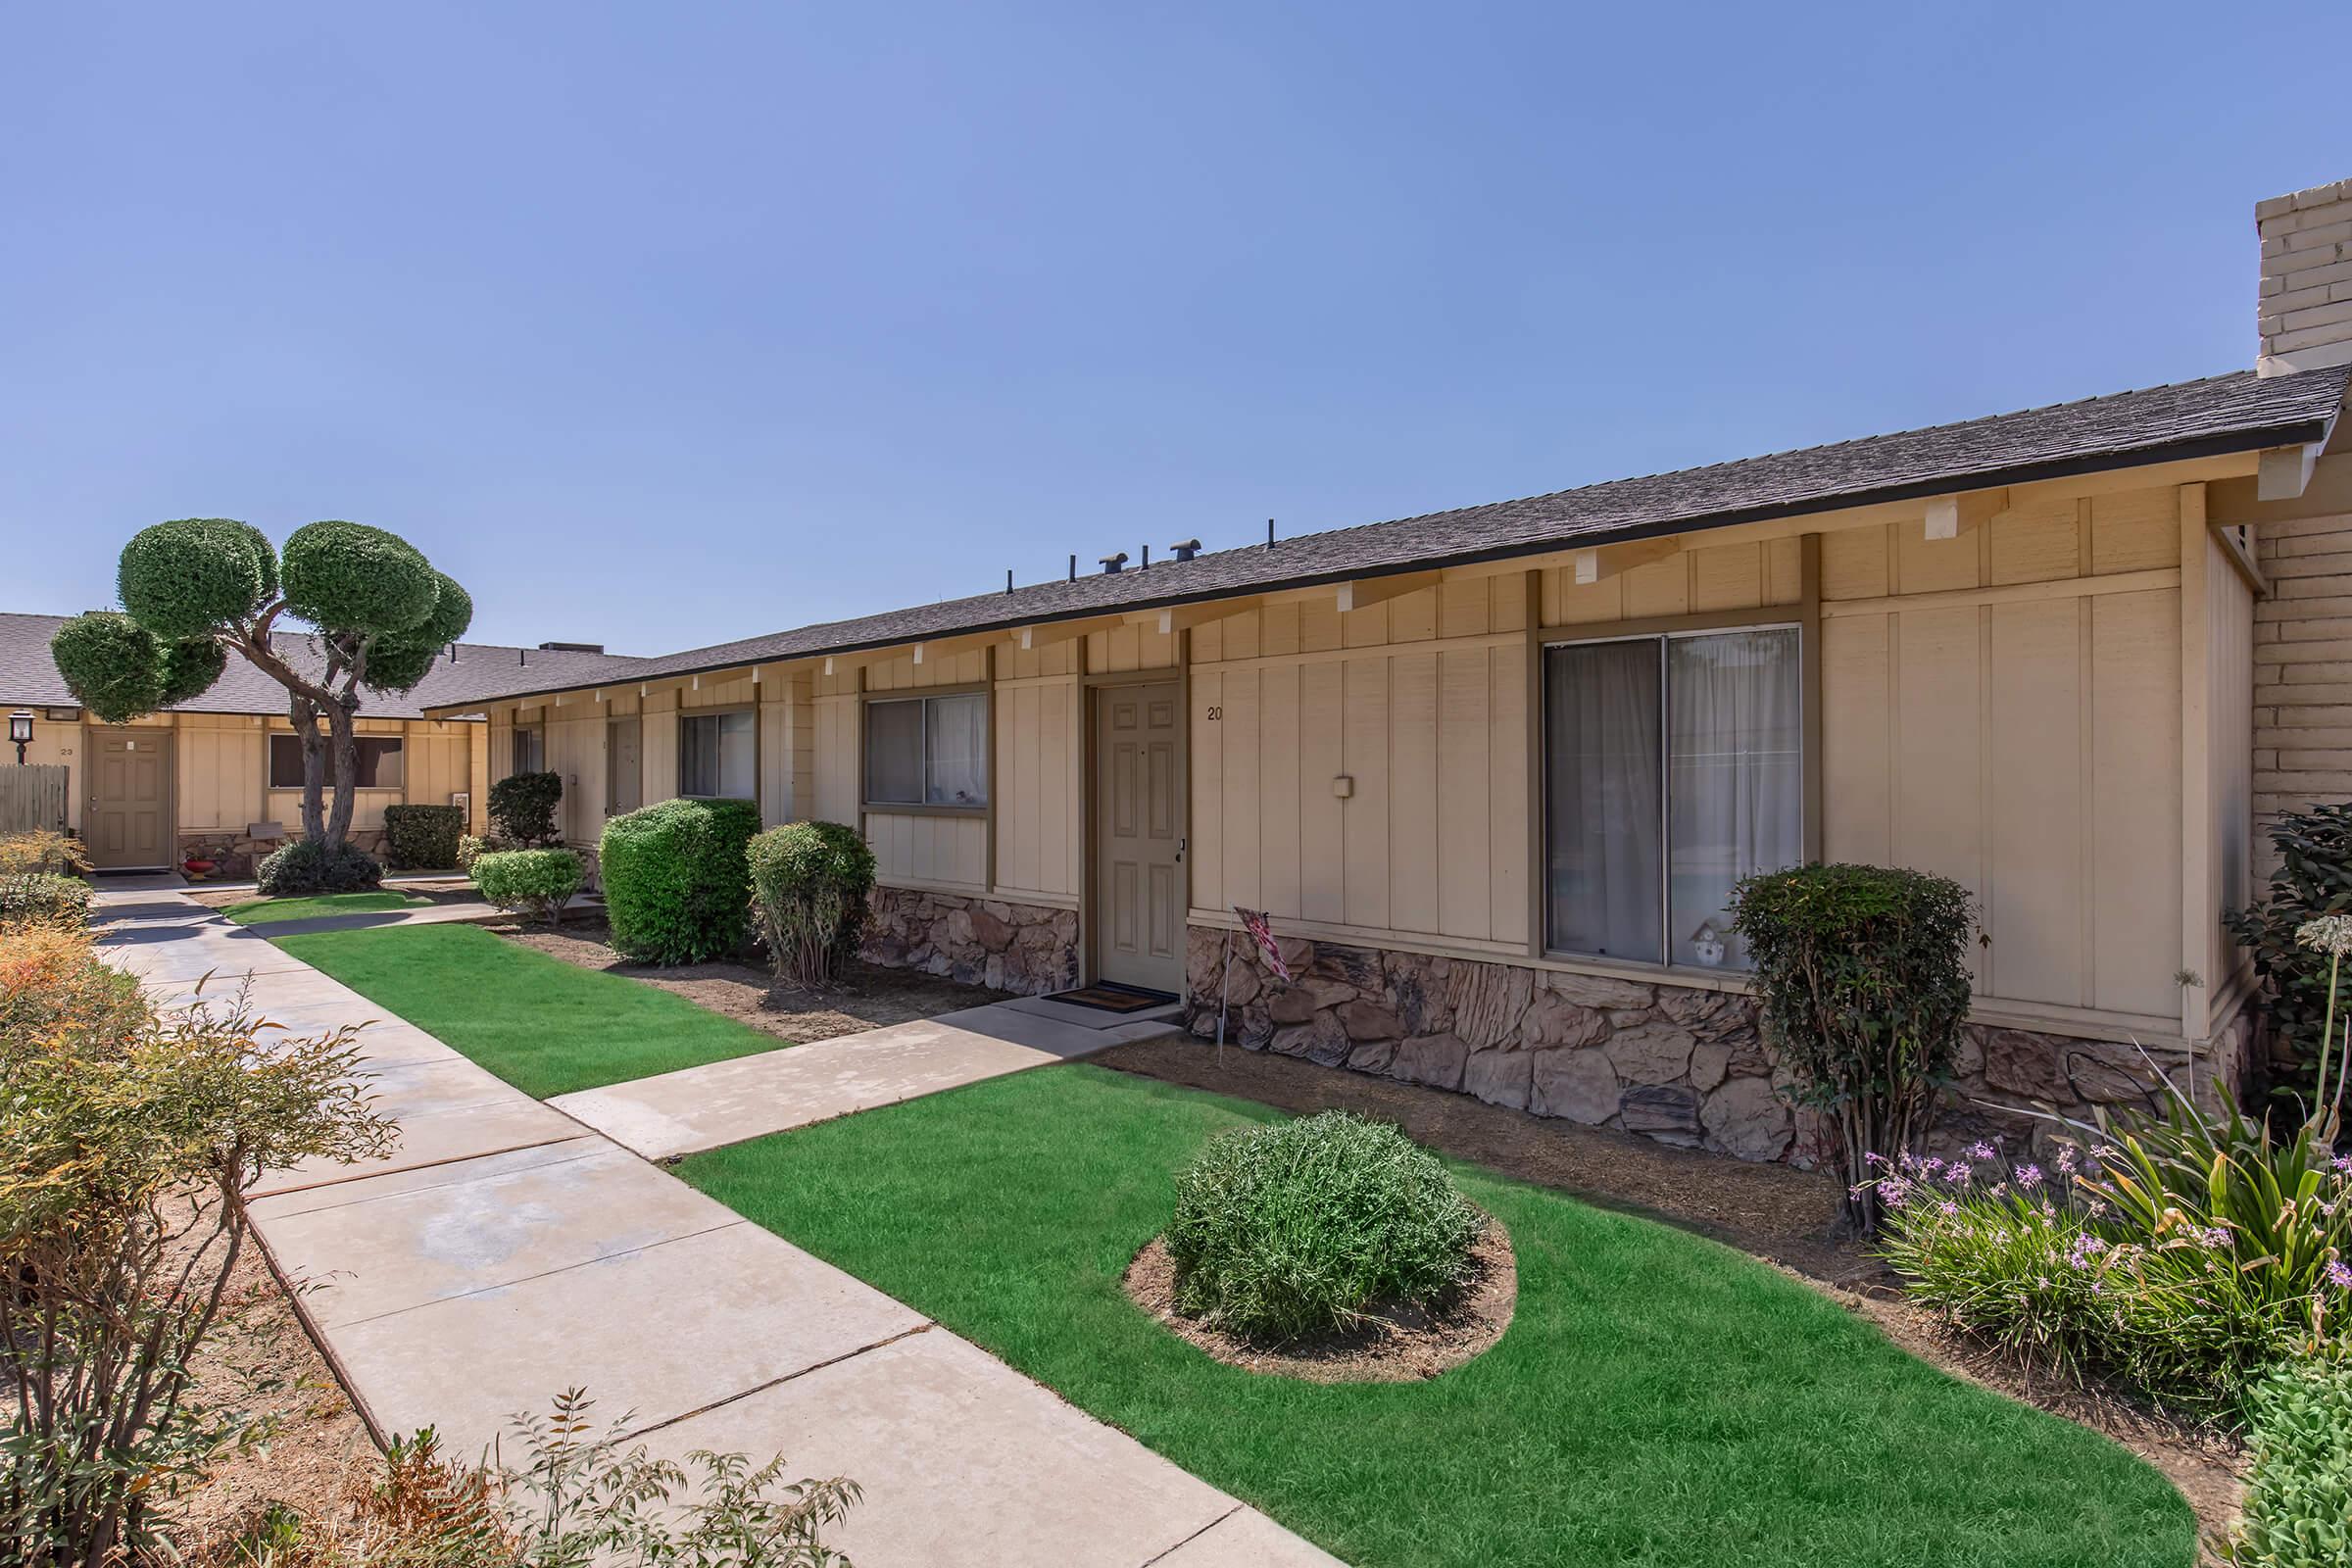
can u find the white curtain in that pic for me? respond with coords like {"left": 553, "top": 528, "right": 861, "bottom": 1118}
{"left": 924, "top": 694, "right": 988, "bottom": 806}
{"left": 715, "top": 710, "right": 756, "bottom": 802}
{"left": 1544, "top": 642, "right": 1662, "bottom": 962}
{"left": 1667, "top": 629, "right": 1801, "bottom": 968}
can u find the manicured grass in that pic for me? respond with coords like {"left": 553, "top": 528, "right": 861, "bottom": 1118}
{"left": 681, "top": 1066, "right": 2196, "bottom": 1568}
{"left": 272, "top": 923, "right": 783, "bottom": 1098}
{"left": 223, "top": 890, "right": 431, "bottom": 925}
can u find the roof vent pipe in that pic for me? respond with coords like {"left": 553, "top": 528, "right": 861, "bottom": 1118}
{"left": 1006, "top": 568, "right": 1014, "bottom": 594}
{"left": 1142, "top": 543, "right": 1151, "bottom": 569}
{"left": 1266, "top": 517, "right": 1276, "bottom": 550}
{"left": 1099, "top": 551, "right": 1129, "bottom": 574}
{"left": 1168, "top": 539, "right": 1201, "bottom": 563}
{"left": 1068, "top": 554, "right": 1076, "bottom": 582}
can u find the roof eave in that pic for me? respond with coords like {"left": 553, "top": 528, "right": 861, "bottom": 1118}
{"left": 423, "top": 413, "right": 2338, "bottom": 715}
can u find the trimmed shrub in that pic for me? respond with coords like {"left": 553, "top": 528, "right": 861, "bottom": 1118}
{"left": 0, "top": 830, "right": 87, "bottom": 876}
{"left": 257, "top": 838, "right": 384, "bottom": 896}
{"left": 1165, "top": 1111, "right": 1483, "bottom": 1344}
{"left": 457, "top": 833, "right": 491, "bottom": 873}
{"left": 2231, "top": 1357, "right": 2352, "bottom": 1567}
{"left": 473, "top": 848, "right": 583, "bottom": 928}
{"left": 382, "top": 804, "right": 465, "bottom": 869}
{"left": 0, "top": 873, "right": 91, "bottom": 930}
{"left": 489, "top": 770, "right": 564, "bottom": 845}
{"left": 2226, "top": 802, "right": 2352, "bottom": 1119}
{"left": 279, "top": 518, "right": 438, "bottom": 634}
{"left": 1730, "top": 862, "right": 1979, "bottom": 1233}
{"left": 748, "top": 821, "right": 877, "bottom": 987}
{"left": 601, "top": 798, "right": 761, "bottom": 964}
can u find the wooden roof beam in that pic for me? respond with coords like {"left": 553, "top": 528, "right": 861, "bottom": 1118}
{"left": 1571, "top": 537, "right": 1683, "bottom": 585}
{"left": 1336, "top": 569, "right": 1443, "bottom": 612}
{"left": 2259, "top": 442, "right": 2325, "bottom": 502}
{"left": 1923, "top": 487, "right": 2010, "bottom": 541}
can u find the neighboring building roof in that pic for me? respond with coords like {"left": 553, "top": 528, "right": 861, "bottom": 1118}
{"left": 425, "top": 364, "right": 2351, "bottom": 710}
{"left": 0, "top": 612, "right": 649, "bottom": 719}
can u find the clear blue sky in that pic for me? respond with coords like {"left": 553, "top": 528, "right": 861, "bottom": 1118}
{"left": 5, "top": 3, "right": 2347, "bottom": 654}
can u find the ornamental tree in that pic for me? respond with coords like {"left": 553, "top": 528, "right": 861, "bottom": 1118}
{"left": 51, "top": 518, "right": 472, "bottom": 854}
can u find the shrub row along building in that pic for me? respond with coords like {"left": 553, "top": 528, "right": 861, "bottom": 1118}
{"left": 14, "top": 176, "right": 2352, "bottom": 1162}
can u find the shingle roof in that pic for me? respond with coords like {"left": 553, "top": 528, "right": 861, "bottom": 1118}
{"left": 0, "top": 612, "right": 651, "bottom": 718}
{"left": 424, "top": 365, "right": 2348, "bottom": 710}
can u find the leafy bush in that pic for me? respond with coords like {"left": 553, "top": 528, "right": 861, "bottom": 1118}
{"left": 749, "top": 822, "right": 877, "bottom": 987}
{"left": 601, "top": 798, "right": 761, "bottom": 965}
{"left": 0, "top": 830, "right": 89, "bottom": 876}
{"left": 1165, "top": 1111, "right": 1483, "bottom": 1344}
{"left": 473, "top": 848, "right": 583, "bottom": 929}
{"left": 212, "top": 1391, "right": 858, "bottom": 1568}
{"left": 256, "top": 838, "right": 384, "bottom": 896}
{"left": 2227, "top": 803, "right": 2352, "bottom": 1118}
{"left": 0, "top": 873, "right": 91, "bottom": 931}
{"left": 1, "top": 921, "right": 394, "bottom": 1567}
{"left": 1731, "top": 862, "right": 1980, "bottom": 1232}
{"left": 2231, "top": 1357, "right": 2352, "bottom": 1567}
{"left": 457, "top": 833, "right": 490, "bottom": 873}
{"left": 380, "top": 804, "right": 464, "bottom": 870}
{"left": 488, "top": 770, "right": 564, "bottom": 845}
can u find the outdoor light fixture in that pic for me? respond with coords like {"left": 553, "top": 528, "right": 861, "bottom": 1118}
{"left": 8, "top": 710, "right": 31, "bottom": 764}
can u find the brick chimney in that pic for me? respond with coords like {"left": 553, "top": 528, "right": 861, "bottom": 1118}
{"left": 2258, "top": 178, "right": 2352, "bottom": 375}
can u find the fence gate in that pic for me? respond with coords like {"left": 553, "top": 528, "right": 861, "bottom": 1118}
{"left": 0, "top": 764, "right": 71, "bottom": 834}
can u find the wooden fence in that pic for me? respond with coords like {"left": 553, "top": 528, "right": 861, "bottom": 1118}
{"left": 0, "top": 764, "right": 71, "bottom": 834}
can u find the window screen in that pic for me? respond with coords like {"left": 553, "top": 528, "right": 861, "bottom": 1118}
{"left": 680, "top": 710, "right": 755, "bottom": 799}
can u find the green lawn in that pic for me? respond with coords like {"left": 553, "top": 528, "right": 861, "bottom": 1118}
{"left": 680, "top": 1066, "right": 2196, "bottom": 1568}
{"left": 223, "top": 890, "right": 432, "bottom": 925}
{"left": 273, "top": 923, "right": 783, "bottom": 1097}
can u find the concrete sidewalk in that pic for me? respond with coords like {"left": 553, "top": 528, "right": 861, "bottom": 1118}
{"left": 89, "top": 886, "right": 1336, "bottom": 1568}
{"left": 552, "top": 996, "right": 1181, "bottom": 1160}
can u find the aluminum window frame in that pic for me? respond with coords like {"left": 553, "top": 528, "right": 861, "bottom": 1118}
{"left": 1537, "top": 621, "right": 1804, "bottom": 969}
{"left": 861, "top": 688, "right": 991, "bottom": 813}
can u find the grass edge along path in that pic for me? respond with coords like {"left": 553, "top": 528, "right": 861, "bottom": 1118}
{"left": 224, "top": 890, "right": 431, "bottom": 925}
{"left": 680, "top": 1065, "right": 2197, "bottom": 1568}
{"left": 272, "top": 922, "right": 784, "bottom": 1098}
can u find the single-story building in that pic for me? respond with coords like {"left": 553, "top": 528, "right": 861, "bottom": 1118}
{"left": 0, "top": 613, "right": 623, "bottom": 875}
{"left": 423, "top": 177, "right": 2352, "bottom": 1162}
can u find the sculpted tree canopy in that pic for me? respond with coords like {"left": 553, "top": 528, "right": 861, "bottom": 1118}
{"left": 50, "top": 518, "right": 472, "bottom": 861}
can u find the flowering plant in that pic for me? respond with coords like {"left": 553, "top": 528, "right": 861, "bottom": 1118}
{"left": 1874, "top": 1129, "right": 2352, "bottom": 1409}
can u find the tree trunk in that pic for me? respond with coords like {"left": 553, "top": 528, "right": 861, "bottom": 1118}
{"left": 322, "top": 702, "right": 360, "bottom": 851}
{"left": 289, "top": 695, "right": 327, "bottom": 845}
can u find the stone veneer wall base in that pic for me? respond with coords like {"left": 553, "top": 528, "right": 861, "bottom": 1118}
{"left": 860, "top": 886, "right": 1080, "bottom": 997}
{"left": 1182, "top": 925, "right": 2253, "bottom": 1168}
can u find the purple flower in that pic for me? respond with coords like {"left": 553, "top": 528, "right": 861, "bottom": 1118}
{"left": 1965, "top": 1141, "right": 1997, "bottom": 1162}
{"left": 2018, "top": 1164, "right": 2044, "bottom": 1190}
{"left": 2327, "top": 1259, "right": 2352, "bottom": 1291}
{"left": 1947, "top": 1161, "right": 1974, "bottom": 1185}
{"left": 2331, "top": 1155, "right": 2352, "bottom": 1174}
{"left": 2056, "top": 1147, "right": 2080, "bottom": 1176}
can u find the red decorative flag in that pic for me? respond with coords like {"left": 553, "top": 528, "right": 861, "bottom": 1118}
{"left": 1235, "top": 906, "right": 1290, "bottom": 981}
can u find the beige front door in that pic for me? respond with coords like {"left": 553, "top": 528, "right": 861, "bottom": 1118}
{"left": 86, "top": 728, "right": 172, "bottom": 869}
{"left": 1093, "top": 682, "right": 1184, "bottom": 993}
{"left": 607, "top": 717, "right": 642, "bottom": 815}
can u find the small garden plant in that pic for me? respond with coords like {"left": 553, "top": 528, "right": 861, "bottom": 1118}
{"left": 601, "top": 798, "right": 761, "bottom": 964}
{"left": 2230, "top": 1355, "right": 2352, "bottom": 1567}
{"left": 257, "top": 838, "right": 384, "bottom": 897}
{"left": 1164, "top": 1110, "right": 1482, "bottom": 1343}
{"left": 2227, "top": 801, "right": 2352, "bottom": 1120}
{"left": 748, "top": 821, "right": 877, "bottom": 987}
{"left": 380, "top": 803, "right": 465, "bottom": 869}
{"left": 1730, "top": 862, "right": 1979, "bottom": 1232}
{"left": 472, "top": 847, "right": 583, "bottom": 928}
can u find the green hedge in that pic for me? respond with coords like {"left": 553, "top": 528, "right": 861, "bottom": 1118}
{"left": 257, "top": 840, "right": 383, "bottom": 896}
{"left": 473, "top": 848, "right": 584, "bottom": 928}
{"left": 601, "top": 799, "right": 761, "bottom": 964}
{"left": 489, "top": 771, "right": 564, "bottom": 844}
{"left": 748, "top": 821, "right": 876, "bottom": 986}
{"left": 381, "top": 805, "right": 465, "bottom": 869}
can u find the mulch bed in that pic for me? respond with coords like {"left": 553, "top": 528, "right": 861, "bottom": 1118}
{"left": 1123, "top": 1215, "right": 1516, "bottom": 1383}
{"left": 1093, "top": 1035, "right": 2246, "bottom": 1544}
{"left": 487, "top": 916, "right": 1012, "bottom": 1048}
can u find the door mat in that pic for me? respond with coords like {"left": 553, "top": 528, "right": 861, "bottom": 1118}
{"left": 1043, "top": 981, "right": 1179, "bottom": 1014}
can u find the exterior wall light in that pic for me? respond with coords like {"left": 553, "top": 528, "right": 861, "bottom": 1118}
{"left": 9, "top": 710, "right": 32, "bottom": 763}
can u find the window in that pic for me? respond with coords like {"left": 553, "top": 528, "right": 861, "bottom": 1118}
{"left": 1543, "top": 627, "right": 1800, "bottom": 969}
{"left": 680, "top": 710, "right": 756, "bottom": 800}
{"left": 269, "top": 734, "right": 405, "bottom": 790}
{"left": 512, "top": 726, "right": 544, "bottom": 775}
{"left": 865, "top": 693, "right": 987, "bottom": 808}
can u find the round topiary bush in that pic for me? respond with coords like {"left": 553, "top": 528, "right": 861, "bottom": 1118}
{"left": 1164, "top": 1111, "right": 1483, "bottom": 1344}
{"left": 256, "top": 839, "right": 384, "bottom": 896}
{"left": 748, "top": 821, "right": 877, "bottom": 987}
{"left": 473, "top": 847, "right": 583, "bottom": 928}
{"left": 601, "top": 798, "right": 761, "bottom": 964}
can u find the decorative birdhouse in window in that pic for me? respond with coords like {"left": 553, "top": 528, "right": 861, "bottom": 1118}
{"left": 1690, "top": 920, "right": 1727, "bottom": 967}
